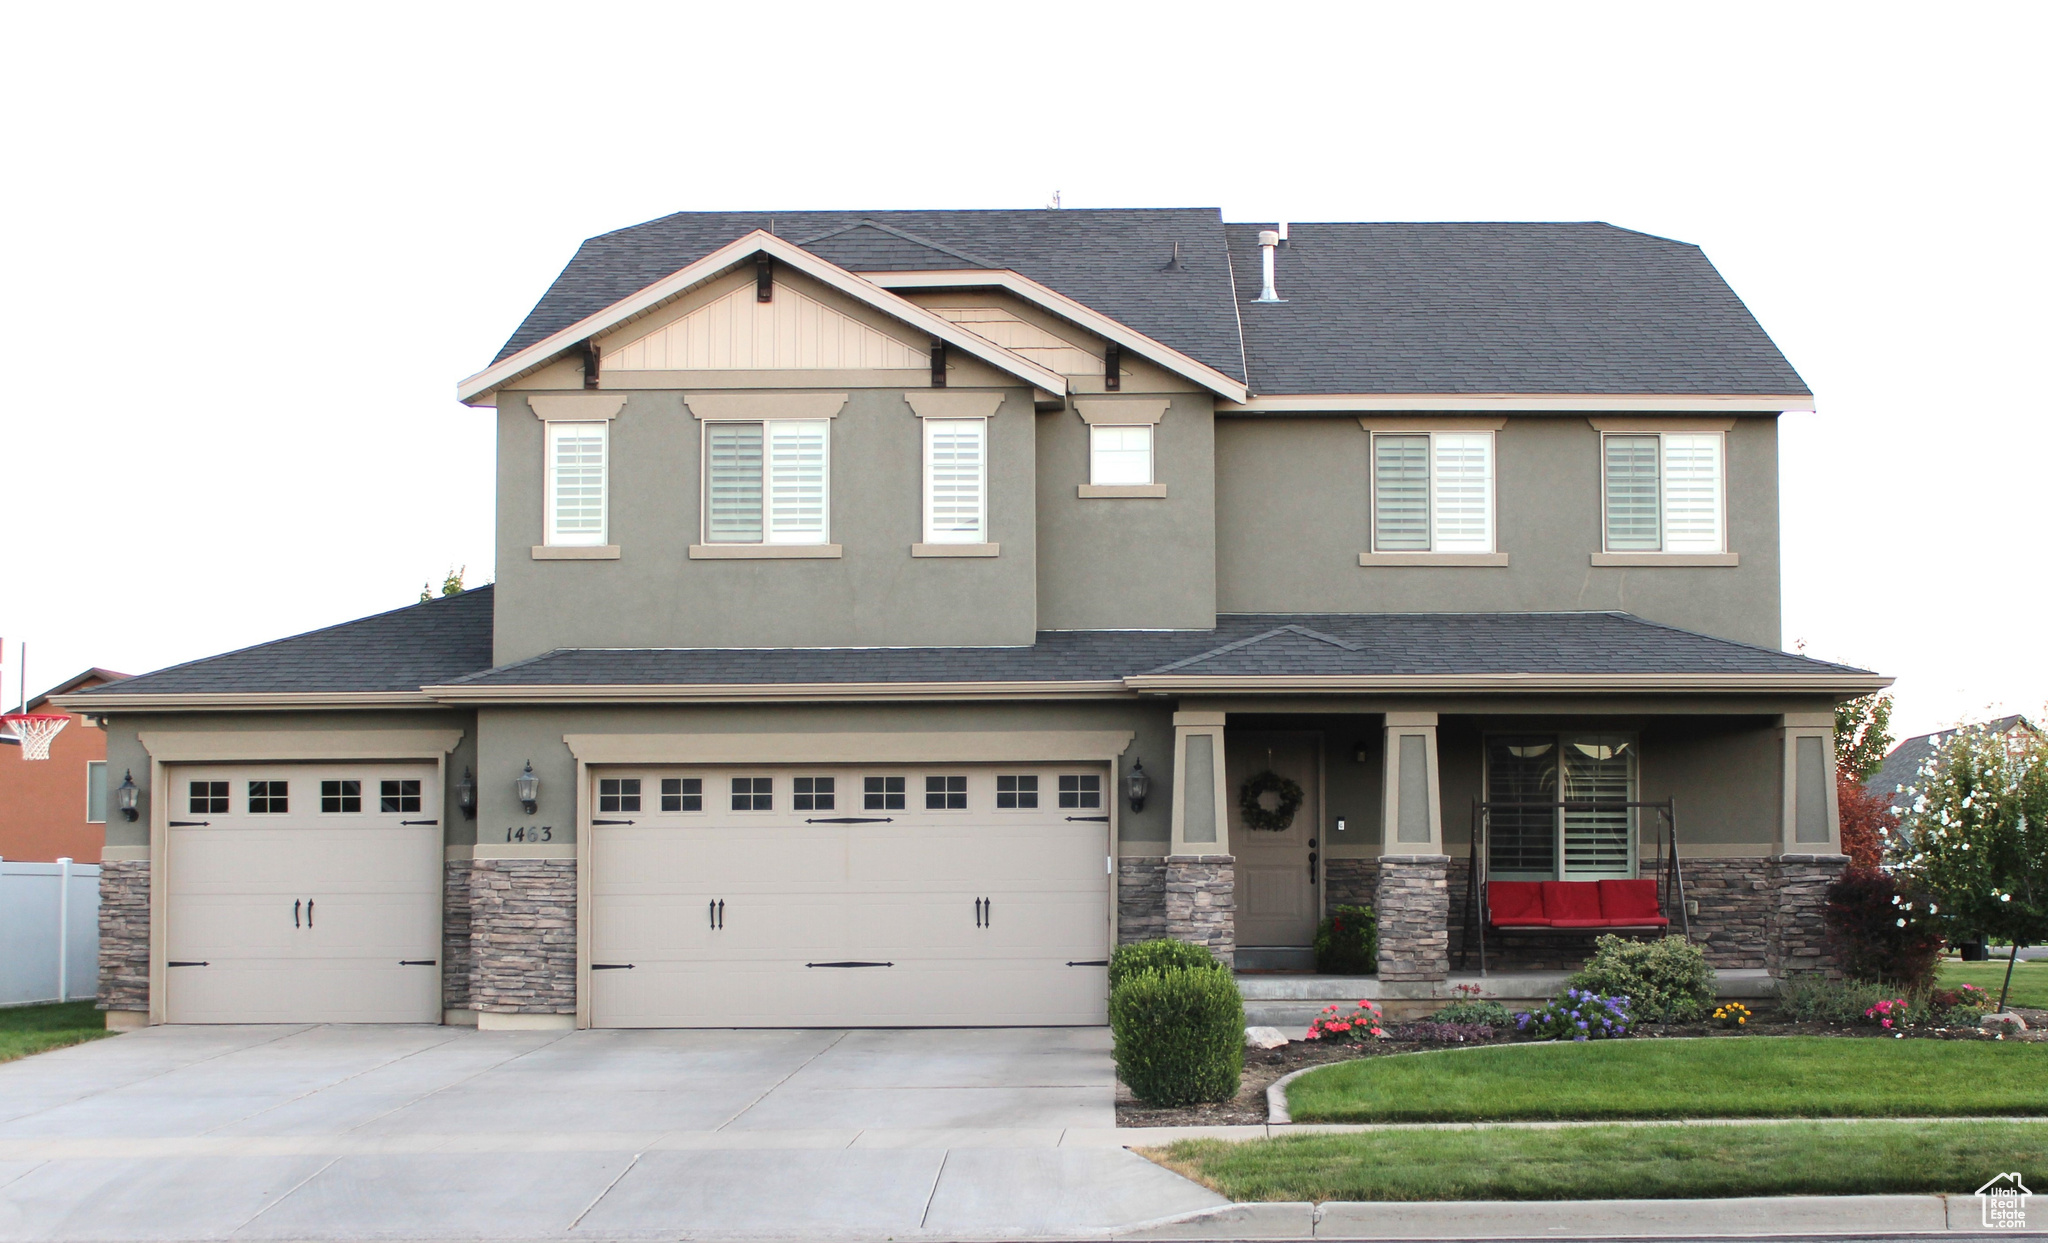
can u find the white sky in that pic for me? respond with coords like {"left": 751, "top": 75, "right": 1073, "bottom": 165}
{"left": 2, "top": 2, "right": 2040, "bottom": 739}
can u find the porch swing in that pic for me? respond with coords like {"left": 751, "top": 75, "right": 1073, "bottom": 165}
{"left": 1458, "top": 796, "right": 1691, "bottom": 976}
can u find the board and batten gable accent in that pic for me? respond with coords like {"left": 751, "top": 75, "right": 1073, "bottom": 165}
{"left": 929, "top": 305, "right": 1123, "bottom": 379}
{"left": 602, "top": 271, "right": 933, "bottom": 373}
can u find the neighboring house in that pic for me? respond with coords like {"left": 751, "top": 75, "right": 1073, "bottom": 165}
{"left": 1, "top": 669, "right": 129, "bottom": 862}
{"left": 1866, "top": 714, "right": 2038, "bottom": 817}
{"left": 61, "top": 210, "right": 1889, "bottom": 1031}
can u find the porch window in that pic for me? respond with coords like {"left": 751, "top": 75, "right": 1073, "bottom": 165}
{"left": 1484, "top": 733, "right": 1638, "bottom": 880}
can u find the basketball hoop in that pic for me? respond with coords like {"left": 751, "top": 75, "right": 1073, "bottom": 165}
{"left": 2, "top": 713, "right": 69, "bottom": 761}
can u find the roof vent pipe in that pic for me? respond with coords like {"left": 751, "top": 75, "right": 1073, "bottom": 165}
{"left": 1276, "top": 222, "right": 1289, "bottom": 244}
{"left": 1255, "top": 229, "right": 1284, "bottom": 302}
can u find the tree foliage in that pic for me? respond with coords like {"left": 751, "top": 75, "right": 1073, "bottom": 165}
{"left": 1836, "top": 775, "right": 1898, "bottom": 872}
{"left": 1897, "top": 723, "right": 2048, "bottom": 1010}
{"left": 1834, "top": 693, "right": 1895, "bottom": 783}
{"left": 418, "top": 566, "right": 466, "bottom": 604}
{"left": 1821, "top": 868, "right": 1943, "bottom": 988}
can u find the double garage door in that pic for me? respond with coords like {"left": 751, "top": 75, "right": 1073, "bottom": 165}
{"left": 589, "top": 764, "right": 1112, "bottom": 1027}
{"left": 164, "top": 763, "right": 442, "bottom": 1024}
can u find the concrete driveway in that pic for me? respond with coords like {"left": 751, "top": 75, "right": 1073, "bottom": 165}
{"left": 0, "top": 1024, "right": 1221, "bottom": 1241}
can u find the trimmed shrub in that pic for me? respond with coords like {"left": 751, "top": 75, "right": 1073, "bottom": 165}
{"left": 1109, "top": 966, "right": 1245, "bottom": 1107}
{"left": 1432, "top": 998, "right": 1515, "bottom": 1028}
{"left": 1514, "top": 988, "right": 1633, "bottom": 1041}
{"left": 1108, "top": 938, "right": 1226, "bottom": 991}
{"left": 1313, "top": 904, "right": 1378, "bottom": 975}
{"left": 1565, "top": 934, "right": 1715, "bottom": 1022}
{"left": 1823, "top": 869, "right": 1944, "bottom": 989}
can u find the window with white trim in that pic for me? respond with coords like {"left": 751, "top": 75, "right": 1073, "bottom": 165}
{"left": 1602, "top": 432, "right": 1724, "bottom": 553}
{"left": 923, "top": 418, "right": 987, "bottom": 544}
{"left": 545, "top": 421, "right": 608, "bottom": 546}
{"left": 704, "top": 420, "right": 831, "bottom": 545}
{"left": 1371, "top": 432, "right": 1493, "bottom": 553}
{"left": 1089, "top": 424, "right": 1153, "bottom": 485}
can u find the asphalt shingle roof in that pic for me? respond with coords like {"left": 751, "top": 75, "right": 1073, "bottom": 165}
{"left": 74, "top": 588, "right": 495, "bottom": 696}
{"left": 1225, "top": 222, "right": 1810, "bottom": 396}
{"left": 448, "top": 612, "right": 1864, "bottom": 688}
{"left": 489, "top": 210, "right": 1807, "bottom": 398}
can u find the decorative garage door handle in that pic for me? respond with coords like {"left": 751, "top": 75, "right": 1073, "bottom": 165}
{"left": 294, "top": 899, "right": 300, "bottom": 927}
{"left": 805, "top": 816, "right": 893, "bottom": 824}
{"left": 591, "top": 963, "right": 634, "bottom": 970}
{"left": 1066, "top": 960, "right": 1109, "bottom": 967}
{"left": 167, "top": 961, "right": 209, "bottom": 967}
{"left": 806, "top": 961, "right": 893, "bottom": 968}
{"left": 707, "top": 899, "right": 725, "bottom": 930}
{"left": 306, "top": 899, "right": 313, "bottom": 928}
{"left": 399, "top": 960, "right": 436, "bottom": 966}
{"left": 974, "top": 897, "right": 993, "bottom": 927}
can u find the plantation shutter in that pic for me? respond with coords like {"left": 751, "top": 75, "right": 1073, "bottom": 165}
{"left": 705, "top": 422, "right": 765, "bottom": 543}
{"left": 1603, "top": 435, "right": 1661, "bottom": 551}
{"left": 1660, "top": 434, "right": 1723, "bottom": 553}
{"left": 1430, "top": 433, "right": 1492, "bottom": 553}
{"left": 546, "top": 421, "right": 608, "bottom": 546}
{"left": 1561, "top": 735, "right": 1635, "bottom": 879}
{"left": 765, "top": 420, "right": 829, "bottom": 544}
{"left": 1373, "top": 435, "right": 1430, "bottom": 551}
{"left": 1485, "top": 737, "right": 1557, "bottom": 880}
{"left": 924, "top": 418, "right": 986, "bottom": 543}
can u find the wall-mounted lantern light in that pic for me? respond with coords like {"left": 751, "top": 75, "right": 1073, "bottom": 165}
{"left": 1125, "top": 758, "right": 1150, "bottom": 814}
{"left": 114, "top": 769, "right": 139, "bottom": 822}
{"left": 456, "top": 767, "right": 477, "bottom": 820}
{"left": 1353, "top": 741, "right": 1370, "bottom": 764}
{"left": 515, "top": 761, "right": 540, "bottom": 815}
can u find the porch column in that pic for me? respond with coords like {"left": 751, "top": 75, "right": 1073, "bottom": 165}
{"left": 1376, "top": 713, "right": 1449, "bottom": 982}
{"left": 1767, "top": 713, "right": 1849, "bottom": 979}
{"left": 1166, "top": 711, "right": 1234, "bottom": 966}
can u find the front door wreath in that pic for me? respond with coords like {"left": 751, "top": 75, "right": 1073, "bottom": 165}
{"left": 1239, "top": 769, "right": 1304, "bottom": 832}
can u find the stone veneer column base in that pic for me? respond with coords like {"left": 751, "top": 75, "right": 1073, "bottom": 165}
{"left": 1116, "top": 857, "right": 1168, "bottom": 944}
{"left": 96, "top": 860, "right": 150, "bottom": 1015}
{"left": 1164, "top": 855, "right": 1235, "bottom": 968}
{"left": 1376, "top": 854, "right": 1451, "bottom": 982}
{"left": 469, "top": 858, "right": 577, "bottom": 1015}
{"left": 1765, "top": 853, "right": 1850, "bottom": 979}
{"left": 443, "top": 859, "right": 475, "bottom": 1016}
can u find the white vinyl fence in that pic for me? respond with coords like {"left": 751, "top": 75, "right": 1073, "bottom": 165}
{"left": 0, "top": 859, "right": 100, "bottom": 1006}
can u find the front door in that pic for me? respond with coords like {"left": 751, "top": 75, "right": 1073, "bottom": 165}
{"left": 1228, "top": 733, "right": 1321, "bottom": 948}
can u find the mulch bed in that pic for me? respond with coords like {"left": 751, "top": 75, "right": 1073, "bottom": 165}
{"left": 1113, "top": 1005, "right": 2048, "bottom": 1128}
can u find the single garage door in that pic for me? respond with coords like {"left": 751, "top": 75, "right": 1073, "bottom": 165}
{"left": 589, "top": 764, "right": 1112, "bottom": 1027}
{"left": 164, "top": 762, "right": 442, "bottom": 1023}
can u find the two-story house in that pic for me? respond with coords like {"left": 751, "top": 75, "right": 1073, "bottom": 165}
{"left": 65, "top": 210, "right": 1886, "bottom": 1031}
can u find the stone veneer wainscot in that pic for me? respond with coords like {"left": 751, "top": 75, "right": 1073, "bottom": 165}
{"left": 96, "top": 860, "right": 150, "bottom": 1014}
{"left": 1163, "top": 855, "right": 1234, "bottom": 968}
{"left": 469, "top": 859, "right": 577, "bottom": 1014}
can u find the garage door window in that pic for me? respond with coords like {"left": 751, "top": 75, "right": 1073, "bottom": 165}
{"left": 996, "top": 775, "right": 1039, "bottom": 808}
{"left": 190, "top": 781, "right": 228, "bottom": 814}
{"left": 864, "top": 776, "right": 905, "bottom": 810}
{"left": 793, "top": 777, "right": 835, "bottom": 810}
{"left": 661, "top": 778, "right": 702, "bottom": 811}
{"left": 731, "top": 777, "right": 773, "bottom": 810}
{"left": 1058, "top": 774, "right": 1100, "bottom": 808}
{"left": 380, "top": 780, "right": 422, "bottom": 813}
{"left": 248, "top": 781, "right": 289, "bottom": 813}
{"left": 599, "top": 778, "right": 641, "bottom": 812}
{"left": 321, "top": 780, "right": 362, "bottom": 813}
{"left": 925, "top": 775, "right": 968, "bottom": 809}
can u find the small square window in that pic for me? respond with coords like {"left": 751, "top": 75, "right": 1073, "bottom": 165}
{"left": 380, "top": 779, "right": 422, "bottom": 814}
{"left": 189, "top": 780, "right": 228, "bottom": 815}
{"left": 661, "top": 777, "right": 702, "bottom": 812}
{"left": 996, "top": 775, "right": 1039, "bottom": 809}
{"left": 1058, "top": 774, "right": 1100, "bottom": 809}
{"left": 248, "top": 780, "right": 289, "bottom": 814}
{"left": 731, "top": 776, "right": 773, "bottom": 811}
{"left": 864, "top": 776, "right": 905, "bottom": 810}
{"left": 794, "top": 776, "right": 836, "bottom": 811}
{"left": 599, "top": 777, "right": 642, "bottom": 813}
{"left": 925, "top": 774, "right": 967, "bottom": 810}
{"left": 320, "top": 779, "right": 362, "bottom": 813}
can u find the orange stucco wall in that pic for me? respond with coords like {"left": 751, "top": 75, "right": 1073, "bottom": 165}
{"left": 0, "top": 679, "right": 113, "bottom": 862}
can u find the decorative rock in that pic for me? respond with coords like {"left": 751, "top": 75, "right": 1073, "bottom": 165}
{"left": 1117, "top": 857, "right": 1167, "bottom": 944}
{"left": 1983, "top": 1012, "right": 2029, "bottom": 1033}
{"left": 1765, "top": 853, "right": 1850, "bottom": 979}
{"left": 1245, "top": 1026, "right": 1290, "bottom": 1049}
{"left": 1164, "top": 854, "right": 1235, "bottom": 968}
{"left": 469, "top": 858, "right": 577, "bottom": 1014}
{"left": 96, "top": 860, "right": 150, "bottom": 1013}
{"left": 1376, "top": 854, "right": 1450, "bottom": 982}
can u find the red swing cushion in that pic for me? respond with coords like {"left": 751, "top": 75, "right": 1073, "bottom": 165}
{"left": 1599, "top": 878, "right": 1671, "bottom": 927}
{"left": 1542, "top": 880, "right": 1608, "bottom": 927}
{"left": 1487, "top": 881, "right": 1549, "bottom": 926}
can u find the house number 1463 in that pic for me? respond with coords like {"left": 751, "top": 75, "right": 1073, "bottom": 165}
{"left": 504, "top": 825, "right": 554, "bottom": 842}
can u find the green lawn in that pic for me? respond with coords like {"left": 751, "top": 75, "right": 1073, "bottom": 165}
{"left": 1150, "top": 1121, "right": 2048, "bottom": 1202}
{"left": 0, "top": 1002, "right": 114, "bottom": 1064}
{"left": 1284, "top": 1037, "right": 2048, "bottom": 1123}
{"left": 1939, "top": 958, "right": 2047, "bottom": 1010}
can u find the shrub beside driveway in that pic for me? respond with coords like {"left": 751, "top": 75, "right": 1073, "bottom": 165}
{"left": 0, "top": 1002, "right": 111, "bottom": 1064}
